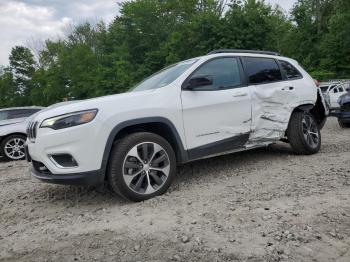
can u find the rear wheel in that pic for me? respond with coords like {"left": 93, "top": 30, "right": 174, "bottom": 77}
{"left": 0, "top": 134, "right": 26, "bottom": 161}
{"left": 107, "top": 132, "right": 176, "bottom": 201}
{"left": 287, "top": 111, "right": 321, "bottom": 155}
{"left": 338, "top": 118, "right": 350, "bottom": 128}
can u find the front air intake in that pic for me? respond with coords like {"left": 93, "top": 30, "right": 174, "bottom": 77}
{"left": 50, "top": 154, "right": 78, "bottom": 168}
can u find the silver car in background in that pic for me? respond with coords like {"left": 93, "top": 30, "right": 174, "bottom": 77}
{"left": 0, "top": 107, "right": 44, "bottom": 161}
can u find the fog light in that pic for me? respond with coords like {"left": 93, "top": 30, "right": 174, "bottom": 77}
{"left": 50, "top": 154, "right": 78, "bottom": 168}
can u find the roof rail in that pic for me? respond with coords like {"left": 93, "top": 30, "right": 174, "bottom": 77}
{"left": 208, "top": 49, "right": 280, "bottom": 56}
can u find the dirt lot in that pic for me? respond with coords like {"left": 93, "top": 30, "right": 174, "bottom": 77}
{"left": 0, "top": 117, "right": 349, "bottom": 262}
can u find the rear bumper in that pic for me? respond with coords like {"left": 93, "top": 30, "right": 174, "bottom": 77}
{"left": 30, "top": 163, "right": 104, "bottom": 186}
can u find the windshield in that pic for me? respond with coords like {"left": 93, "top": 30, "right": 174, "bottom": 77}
{"left": 131, "top": 59, "right": 198, "bottom": 92}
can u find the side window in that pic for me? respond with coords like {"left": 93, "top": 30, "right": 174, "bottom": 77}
{"left": 279, "top": 60, "right": 303, "bottom": 80}
{"left": 188, "top": 57, "right": 242, "bottom": 90}
{"left": 339, "top": 87, "right": 344, "bottom": 92}
{"left": 0, "top": 110, "right": 9, "bottom": 121}
{"left": 333, "top": 88, "right": 338, "bottom": 93}
{"left": 7, "top": 109, "right": 37, "bottom": 119}
{"left": 243, "top": 57, "right": 282, "bottom": 84}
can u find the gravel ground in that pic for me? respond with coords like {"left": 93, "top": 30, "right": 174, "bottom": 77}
{"left": 0, "top": 117, "right": 349, "bottom": 262}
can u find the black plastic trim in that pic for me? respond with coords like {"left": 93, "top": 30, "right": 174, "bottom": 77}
{"left": 31, "top": 167, "right": 104, "bottom": 186}
{"left": 208, "top": 49, "right": 280, "bottom": 56}
{"left": 187, "top": 133, "right": 250, "bottom": 160}
{"left": 100, "top": 117, "right": 188, "bottom": 176}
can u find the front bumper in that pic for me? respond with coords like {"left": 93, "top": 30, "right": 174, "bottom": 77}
{"left": 26, "top": 118, "right": 110, "bottom": 175}
{"left": 330, "top": 109, "right": 350, "bottom": 122}
{"left": 30, "top": 161, "right": 104, "bottom": 185}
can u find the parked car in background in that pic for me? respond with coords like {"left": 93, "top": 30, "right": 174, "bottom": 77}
{"left": 320, "top": 82, "right": 348, "bottom": 109}
{"left": 335, "top": 90, "right": 350, "bottom": 128}
{"left": 26, "top": 50, "right": 328, "bottom": 201}
{"left": 0, "top": 107, "right": 44, "bottom": 161}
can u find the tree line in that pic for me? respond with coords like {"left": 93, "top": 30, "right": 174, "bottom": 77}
{"left": 0, "top": 0, "right": 349, "bottom": 108}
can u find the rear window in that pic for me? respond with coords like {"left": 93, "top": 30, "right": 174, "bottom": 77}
{"left": 279, "top": 60, "right": 302, "bottom": 80}
{"left": 243, "top": 57, "right": 282, "bottom": 85}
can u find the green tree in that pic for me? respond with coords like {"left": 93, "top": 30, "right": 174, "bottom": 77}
{"left": 9, "top": 46, "right": 36, "bottom": 104}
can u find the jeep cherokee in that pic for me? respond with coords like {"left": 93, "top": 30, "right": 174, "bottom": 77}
{"left": 26, "top": 50, "right": 328, "bottom": 201}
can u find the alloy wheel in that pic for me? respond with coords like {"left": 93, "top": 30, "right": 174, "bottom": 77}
{"left": 4, "top": 137, "right": 26, "bottom": 160}
{"left": 122, "top": 142, "right": 170, "bottom": 195}
{"left": 302, "top": 114, "right": 319, "bottom": 149}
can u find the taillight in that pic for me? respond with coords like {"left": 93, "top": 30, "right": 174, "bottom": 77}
{"left": 314, "top": 79, "right": 320, "bottom": 87}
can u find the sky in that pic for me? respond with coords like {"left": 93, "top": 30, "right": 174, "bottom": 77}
{"left": 0, "top": 0, "right": 297, "bottom": 66}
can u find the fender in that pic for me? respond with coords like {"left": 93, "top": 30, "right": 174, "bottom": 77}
{"left": 100, "top": 117, "right": 189, "bottom": 175}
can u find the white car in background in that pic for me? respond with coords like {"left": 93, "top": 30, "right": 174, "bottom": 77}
{"left": 0, "top": 107, "right": 44, "bottom": 161}
{"left": 320, "top": 82, "right": 348, "bottom": 109}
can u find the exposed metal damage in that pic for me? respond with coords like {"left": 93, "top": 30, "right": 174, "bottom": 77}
{"left": 246, "top": 86, "right": 296, "bottom": 145}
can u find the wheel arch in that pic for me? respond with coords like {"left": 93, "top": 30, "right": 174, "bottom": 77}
{"left": 290, "top": 92, "right": 327, "bottom": 129}
{"left": 100, "top": 117, "right": 188, "bottom": 176}
{"left": 0, "top": 132, "right": 27, "bottom": 144}
{"left": 0, "top": 132, "right": 27, "bottom": 158}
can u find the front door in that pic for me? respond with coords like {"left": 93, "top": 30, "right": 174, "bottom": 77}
{"left": 181, "top": 57, "right": 252, "bottom": 159}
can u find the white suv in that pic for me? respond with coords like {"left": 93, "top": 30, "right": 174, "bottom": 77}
{"left": 26, "top": 50, "right": 328, "bottom": 201}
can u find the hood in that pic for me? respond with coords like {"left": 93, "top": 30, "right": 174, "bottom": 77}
{"left": 32, "top": 90, "right": 156, "bottom": 121}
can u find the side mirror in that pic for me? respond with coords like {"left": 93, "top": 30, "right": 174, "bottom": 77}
{"left": 185, "top": 75, "right": 213, "bottom": 90}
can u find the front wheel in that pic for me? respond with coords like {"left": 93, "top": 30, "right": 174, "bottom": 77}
{"left": 0, "top": 134, "right": 27, "bottom": 161}
{"left": 287, "top": 112, "right": 321, "bottom": 155}
{"left": 107, "top": 132, "right": 176, "bottom": 202}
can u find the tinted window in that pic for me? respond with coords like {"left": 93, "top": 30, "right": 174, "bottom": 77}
{"left": 188, "top": 58, "right": 241, "bottom": 91}
{"left": 279, "top": 60, "right": 302, "bottom": 80}
{"left": 243, "top": 57, "right": 282, "bottom": 84}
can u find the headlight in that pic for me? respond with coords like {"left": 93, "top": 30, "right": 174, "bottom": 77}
{"left": 40, "top": 109, "right": 98, "bottom": 130}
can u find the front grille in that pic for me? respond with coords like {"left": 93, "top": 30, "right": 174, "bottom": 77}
{"left": 27, "top": 121, "right": 38, "bottom": 142}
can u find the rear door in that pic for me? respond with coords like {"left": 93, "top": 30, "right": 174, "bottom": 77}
{"left": 242, "top": 57, "right": 297, "bottom": 144}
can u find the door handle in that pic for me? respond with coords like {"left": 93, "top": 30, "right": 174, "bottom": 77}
{"left": 233, "top": 92, "right": 248, "bottom": 97}
{"left": 282, "top": 86, "right": 294, "bottom": 91}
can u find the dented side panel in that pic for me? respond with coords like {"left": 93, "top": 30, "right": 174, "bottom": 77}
{"left": 246, "top": 74, "right": 317, "bottom": 146}
{"left": 246, "top": 82, "right": 295, "bottom": 145}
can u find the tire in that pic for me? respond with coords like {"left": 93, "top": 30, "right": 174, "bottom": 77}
{"left": 287, "top": 111, "right": 321, "bottom": 155}
{"left": 0, "top": 134, "right": 27, "bottom": 161}
{"left": 107, "top": 132, "right": 177, "bottom": 202}
{"left": 338, "top": 118, "right": 350, "bottom": 128}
